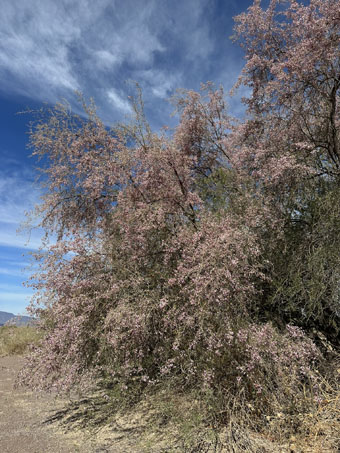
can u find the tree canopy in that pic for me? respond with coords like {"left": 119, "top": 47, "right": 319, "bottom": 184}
{"left": 19, "top": 0, "right": 340, "bottom": 428}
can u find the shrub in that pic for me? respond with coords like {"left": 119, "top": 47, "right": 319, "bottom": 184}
{"left": 18, "top": 0, "right": 339, "bottom": 439}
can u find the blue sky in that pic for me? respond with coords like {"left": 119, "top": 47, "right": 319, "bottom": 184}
{"left": 0, "top": 0, "right": 253, "bottom": 315}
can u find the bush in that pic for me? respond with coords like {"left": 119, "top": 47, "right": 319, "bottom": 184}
{"left": 18, "top": 0, "right": 340, "bottom": 445}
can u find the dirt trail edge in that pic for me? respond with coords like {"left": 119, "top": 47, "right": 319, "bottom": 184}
{"left": 0, "top": 355, "right": 139, "bottom": 453}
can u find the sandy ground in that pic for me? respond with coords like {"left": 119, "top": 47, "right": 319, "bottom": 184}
{"left": 0, "top": 355, "right": 143, "bottom": 453}
{"left": 1, "top": 355, "right": 339, "bottom": 452}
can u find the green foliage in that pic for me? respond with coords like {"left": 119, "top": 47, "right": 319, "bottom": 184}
{"left": 196, "top": 167, "right": 241, "bottom": 213}
{"left": 269, "top": 181, "right": 340, "bottom": 341}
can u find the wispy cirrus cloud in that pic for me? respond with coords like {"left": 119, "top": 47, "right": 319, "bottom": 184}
{"left": 0, "top": 159, "right": 43, "bottom": 314}
{"left": 0, "top": 0, "right": 82, "bottom": 100}
{"left": 0, "top": 227, "right": 44, "bottom": 251}
{"left": 0, "top": 0, "right": 167, "bottom": 113}
{"left": 107, "top": 88, "right": 132, "bottom": 114}
{"left": 0, "top": 173, "right": 39, "bottom": 225}
{"left": 0, "top": 267, "right": 29, "bottom": 278}
{"left": 0, "top": 0, "right": 246, "bottom": 125}
{"left": 0, "top": 157, "right": 43, "bottom": 250}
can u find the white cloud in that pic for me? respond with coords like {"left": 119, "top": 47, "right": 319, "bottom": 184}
{"left": 0, "top": 0, "right": 83, "bottom": 101}
{"left": 0, "top": 226, "right": 44, "bottom": 250}
{"left": 95, "top": 50, "right": 120, "bottom": 69}
{"left": 0, "top": 0, "right": 165, "bottom": 104}
{"left": 0, "top": 291, "right": 30, "bottom": 300}
{"left": 0, "top": 267, "right": 29, "bottom": 277}
{"left": 0, "top": 0, "right": 222, "bottom": 125}
{"left": 160, "top": 0, "right": 213, "bottom": 60}
{"left": 138, "top": 69, "right": 181, "bottom": 99}
{"left": 0, "top": 173, "right": 40, "bottom": 225}
{"left": 0, "top": 163, "right": 44, "bottom": 250}
{"left": 0, "top": 282, "right": 29, "bottom": 292}
{"left": 107, "top": 88, "right": 132, "bottom": 113}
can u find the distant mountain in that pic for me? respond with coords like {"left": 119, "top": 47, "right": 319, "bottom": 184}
{"left": 0, "top": 311, "right": 15, "bottom": 326}
{"left": 4, "top": 315, "right": 36, "bottom": 327}
{"left": 0, "top": 311, "right": 35, "bottom": 327}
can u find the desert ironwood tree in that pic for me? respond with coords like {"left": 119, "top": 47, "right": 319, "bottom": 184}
{"left": 19, "top": 0, "right": 339, "bottom": 419}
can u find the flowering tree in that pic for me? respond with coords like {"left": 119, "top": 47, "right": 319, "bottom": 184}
{"left": 19, "top": 0, "right": 340, "bottom": 421}
{"left": 232, "top": 0, "right": 340, "bottom": 337}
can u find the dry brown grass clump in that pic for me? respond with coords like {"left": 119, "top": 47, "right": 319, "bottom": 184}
{"left": 0, "top": 325, "right": 42, "bottom": 356}
{"left": 40, "top": 374, "right": 339, "bottom": 452}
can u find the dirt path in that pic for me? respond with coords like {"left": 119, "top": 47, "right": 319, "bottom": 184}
{"left": 0, "top": 355, "right": 89, "bottom": 452}
{"left": 0, "top": 355, "right": 143, "bottom": 453}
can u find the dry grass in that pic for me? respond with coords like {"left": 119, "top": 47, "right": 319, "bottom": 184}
{"left": 0, "top": 325, "right": 42, "bottom": 356}
{"left": 6, "top": 325, "right": 338, "bottom": 452}
{"left": 41, "top": 378, "right": 340, "bottom": 452}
